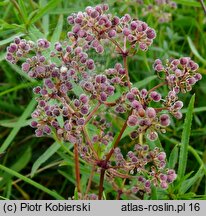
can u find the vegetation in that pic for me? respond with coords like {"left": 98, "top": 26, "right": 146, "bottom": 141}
{"left": 0, "top": 0, "right": 206, "bottom": 200}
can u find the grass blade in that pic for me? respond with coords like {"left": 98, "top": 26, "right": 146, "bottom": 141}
{"left": 0, "top": 82, "right": 38, "bottom": 97}
{"left": 173, "top": 0, "right": 201, "bottom": 7}
{"left": 0, "top": 146, "right": 32, "bottom": 187}
{"left": 0, "top": 99, "right": 36, "bottom": 154}
{"left": 180, "top": 166, "right": 204, "bottom": 194}
{"left": 133, "top": 75, "right": 157, "bottom": 89}
{"left": 0, "top": 164, "right": 64, "bottom": 200}
{"left": 0, "top": 33, "right": 25, "bottom": 46}
{"left": 30, "top": 0, "right": 61, "bottom": 24}
{"left": 178, "top": 94, "right": 195, "bottom": 179}
{"left": 51, "top": 15, "right": 63, "bottom": 44}
{"left": 31, "top": 142, "right": 60, "bottom": 177}
{"left": 187, "top": 36, "right": 206, "bottom": 65}
{"left": 168, "top": 145, "right": 179, "bottom": 169}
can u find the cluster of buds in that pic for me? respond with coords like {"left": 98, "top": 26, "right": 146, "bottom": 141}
{"left": 111, "top": 144, "right": 176, "bottom": 194}
{"left": 67, "top": 4, "right": 156, "bottom": 53}
{"left": 154, "top": 58, "right": 201, "bottom": 93}
{"left": 6, "top": 37, "right": 35, "bottom": 64}
{"left": 124, "top": 87, "right": 170, "bottom": 141}
{"left": 137, "top": 0, "right": 177, "bottom": 23}
{"left": 5, "top": 4, "right": 201, "bottom": 199}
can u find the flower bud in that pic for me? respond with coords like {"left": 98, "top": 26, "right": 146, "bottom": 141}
{"left": 146, "top": 107, "right": 156, "bottom": 118}
{"left": 160, "top": 114, "right": 170, "bottom": 126}
{"left": 127, "top": 115, "right": 138, "bottom": 127}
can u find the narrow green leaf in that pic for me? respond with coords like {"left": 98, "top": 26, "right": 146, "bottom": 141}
{"left": 40, "top": 0, "right": 49, "bottom": 35}
{"left": 0, "top": 147, "right": 32, "bottom": 187}
{"left": 178, "top": 94, "right": 195, "bottom": 179}
{"left": 0, "top": 33, "right": 24, "bottom": 46}
{"left": 18, "top": 0, "right": 28, "bottom": 22}
{"left": 28, "top": 25, "right": 45, "bottom": 41}
{"left": 0, "top": 119, "right": 31, "bottom": 128}
{"left": 0, "top": 52, "right": 5, "bottom": 62}
{"left": 180, "top": 166, "right": 204, "bottom": 194}
{"left": 187, "top": 36, "right": 206, "bottom": 65}
{"left": 0, "top": 164, "right": 64, "bottom": 200}
{"left": 151, "top": 185, "right": 158, "bottom": 200}
{"left": 51, "top": 15, "right": 63, "bottom": 44}
{"left": 8, "top": 63, "right": 35, "bottom": 82}
{"left": 0, "top": 99, "right": 37, "bottom": 154}
{"left": 0, "top": 196, "right": 8, "bottom": 200}
{"left": 0, "top": 82, "right": 38, "bottom": 97}
{"left": 133, "top": 75, "right": 157, "bottom": 89}
{"left": 182, "top": 106, "right": 206, "bottom": 114}
{"left": 168, "top": 145, "right": 179, "bottom": 169}
{"left": 0, "top": 0, "right": 9, "bottom": 6}
{"left": 29, "top": 0, "right": 61, "bottom": 24}
{"left": 71, "top": 80, "right": 85, "bottom": 96}
{"left": 31, "top": 142, "right": 60, "bottom": 177}
{"left": 173, "top": 0, "right": 201, "bottom": 7}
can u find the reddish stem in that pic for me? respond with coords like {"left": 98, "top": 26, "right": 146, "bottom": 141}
{"left": 106, "top": 110, "right": 132, "bottom": 162}
{"left": 147, "top": 81, "right": 167, "bottom": 95}
{"left": 85, "top": 102, "right": 101, "bottom": 124}
{"left": 74, "top": 143, "right": 81, "bottom": 193}
{"left": 123, "top": 56, "right": 131, "bottom": 90}
{"left": 98, "top": 168, "right": 105, "bottom": 200}
{"left": 85, "top": 165, "right": 95, "bottom": 197}
{"left": 199, "top": 0, "right": 206, "bottom": 14}
{"left": 82, "top": 126, "right": 99, "bottom": 160}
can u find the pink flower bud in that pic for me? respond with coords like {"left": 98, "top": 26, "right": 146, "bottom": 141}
{"left": 127, "top": 115, "right": 138, "bottom": 127}
{"left": 108, "top": 29, "right": 116, "bottom": 38}
{"left": 147, "top": 131, "right": 158, "bottom": 141}
{"left": 146, "top": 107, "right": 156, "bottom": 118}
{"left": 160, "top": 114, "right": 170, "bottom": 126}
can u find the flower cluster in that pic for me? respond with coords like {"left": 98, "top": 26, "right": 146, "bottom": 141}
{"left": 67, "top": 4, "right": 156, "bottom": 53}
{"left": 154, "top": 58, "right": 201, "bottom": 93}
{"left": 110, "top": 144, "right": 176, "bottom": 194}
{"left": 6, "top": 38, "right": 35, "bottom": 64}
{"left": 5, "top": 4, "right": 201, "bottom": 200}
{"left": 137, "top": 0, "right": 177, "bottom": 23}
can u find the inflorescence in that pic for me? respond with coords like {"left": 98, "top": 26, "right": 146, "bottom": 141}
{"left": 6, "top": 4, "right": 201, "bottom": 199}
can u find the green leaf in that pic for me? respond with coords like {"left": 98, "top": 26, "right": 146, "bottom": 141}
{"left": 40, "top": 0, "right": 50, "bottom": 35}
{"left": 0, "top": 0, "right": 9, "bottom": 6}
{"left": 133, "top": 75, "right": 157, "bottom": 89}
{"left": 29, "top": 0, "right": 61, "bottom": 24}
{"left": 0, "top": 164, "right": 64, "bottom": 200}
{"left": 28, "top": 25, "right": 45, "bottom": 41}
{"left": 173, "top": 0, "right": 201, "bottom": 7}
{"left": 18, "top": 0, "right": 28, "bottom": 23}
{"left": 178, "top": 94, "right": 195, "bottom": 179}
{"left": 0, "top": 81, "right": 38, "bottom": 97}
{"left": 71, "top": 80, "right": 85, "bottom": 96}
{"left": 0, "top": 146, "right": 32, "bottom": 187}
{"left": 0, "top": 33, "right": 25, "bottom": 46}
{"left": 180, "top": 166, "right": 204, "bottom": 194}
{"left": 151, "top": 185, "right": 158, "bottom": 200}
{"left": 31, "top": 142, "right": 60, "bottom": 177}
{"left": 0, "top": 52, "right": 5, "bottom": 62}
{"left": 181, "top": 106, "right": 206, "bottom": 114}
{"left": 51, "top": 15, "right": 63, "bottom": 44}
{"left": 169, "top": 145, "right": 179, "bottom": 169}
{"left": 7, "top": 63, "right": 35, "bottom": 82}
{"left": 0, "top": 99, "right": 37, "bottom": 154}
{"left": 187, "top": 36, "right": 206, "bottom": 65}
{"left": 56, "top": 115, "right": 64, "bottom": 128}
